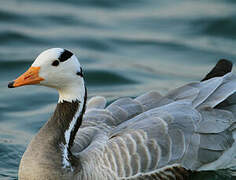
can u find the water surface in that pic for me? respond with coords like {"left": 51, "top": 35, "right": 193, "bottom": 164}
{"left": 1, "top": 0, "right": 236, "bottom": 179}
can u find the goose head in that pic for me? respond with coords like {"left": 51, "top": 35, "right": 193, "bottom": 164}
{"left": 8, "top": 48, "right": 85, "bottom": 102}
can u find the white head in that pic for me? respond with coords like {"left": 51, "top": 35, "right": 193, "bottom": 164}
{"left": 8, "top": 48, "right": 85, "bottom": 103}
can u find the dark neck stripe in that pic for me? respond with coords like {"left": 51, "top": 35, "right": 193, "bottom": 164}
{"left": 48, "top": 86, "right": 87, "bottom": 167}
{"left": 52, "top": 100, "right": 80, "bottom": 139}
{"left": 68, "top": 87, "right": 87, "bottom": 149}
{"left": 58, "top": 49, "right": 73, "bottom": 62}
{"left": 76, "top": 67, "right": 84, "bottom": 77}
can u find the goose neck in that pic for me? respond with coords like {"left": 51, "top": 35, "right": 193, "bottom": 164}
{"left": 48, "top": 84, "right": 87, "bottom": 170}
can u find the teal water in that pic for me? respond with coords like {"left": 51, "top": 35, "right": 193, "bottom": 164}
{"left": 1, "top": 0, "right": 236, "bottom": 179}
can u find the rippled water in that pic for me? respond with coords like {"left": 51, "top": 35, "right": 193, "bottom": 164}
{"left": 1, "top": 0, "right": 236, "bottom": 179}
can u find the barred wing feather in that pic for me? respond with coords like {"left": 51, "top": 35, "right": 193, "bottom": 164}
{"left": 74, "top": 72, "right": 236, "bottom": 179}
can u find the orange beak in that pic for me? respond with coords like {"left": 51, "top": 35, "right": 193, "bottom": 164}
{"left": 8, "top": 66, "right": 44, "bottom": 88}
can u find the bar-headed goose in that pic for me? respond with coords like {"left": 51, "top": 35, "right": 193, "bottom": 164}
{"left": 8, "top": 48, "right": 236, "bottom": 180}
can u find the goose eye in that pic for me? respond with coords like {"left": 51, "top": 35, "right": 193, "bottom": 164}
{"left": 52, "top": 60, "right": 59, "bottom": 66}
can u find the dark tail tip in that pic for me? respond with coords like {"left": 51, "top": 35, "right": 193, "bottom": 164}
{"left": 8, "top": 81, "right": 15, "bottom": 88}
{"left": 201, "top": 59, "right": 233, "bottom": 81}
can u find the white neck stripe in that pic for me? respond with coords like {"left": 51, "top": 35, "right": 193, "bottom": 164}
{"left": 61, "top": 98, "right": 84, "bottom": 169}
{"left": 59, "top": 80, "right": 86, "bottom": 169}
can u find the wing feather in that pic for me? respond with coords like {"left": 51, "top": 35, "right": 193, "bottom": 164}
{"left": 196, "top": 108, "right": 234, "bottom": 133}
{"left": 135, "top": 91, "right": 163, "bottom": 111}
{"left": 74, "top": 72, "right": 236, "bottom": 179}
{"left": 107, "top": 98, "right": 144, "bottom": 121}
{"left": 87, "top": 96, "right": 107, "bottom": 109}
{"left": 198, "top": 73, "right": 236, "bottom": 108}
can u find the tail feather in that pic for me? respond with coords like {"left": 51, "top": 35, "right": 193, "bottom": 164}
{"left": 198, "top": 73, "right": 236, "bottom": 109}
{"left": 201, "top": 59, "right": 233, "bottom": 81}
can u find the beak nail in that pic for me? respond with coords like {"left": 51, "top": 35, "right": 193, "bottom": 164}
{"left": 8, "top": 81, "right": 15, "bottom": 88}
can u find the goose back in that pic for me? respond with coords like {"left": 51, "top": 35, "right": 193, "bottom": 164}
{"left": 71, "top": 73, "right": 236, "bottom": 179}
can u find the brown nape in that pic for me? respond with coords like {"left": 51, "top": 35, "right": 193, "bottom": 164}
{"left": 201, "top": 59, "right": 233, "bottom": 81}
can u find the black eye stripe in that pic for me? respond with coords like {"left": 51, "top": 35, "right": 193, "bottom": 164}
{"left": 52, "top": 60, "right": 59, "bottom": 66}
{"left": 58, "top": 49, "right": 73, "bottom": 62}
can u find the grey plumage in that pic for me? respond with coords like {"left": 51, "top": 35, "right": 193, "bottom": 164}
{"left": 72, "top": 72, "right": 236, "bottom": 179}
{"left": 15, "top": 56, "right": 236, "bottom": 180}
